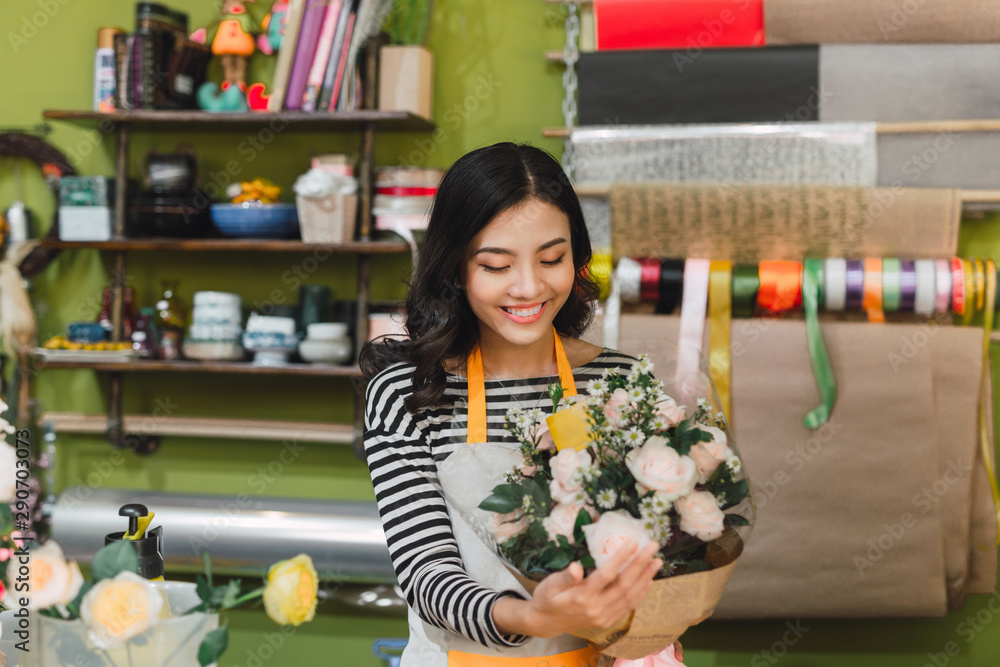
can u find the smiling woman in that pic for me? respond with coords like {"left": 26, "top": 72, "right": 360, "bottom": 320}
{"left": 358, "top": 143, "right": 679, "bottom": 667}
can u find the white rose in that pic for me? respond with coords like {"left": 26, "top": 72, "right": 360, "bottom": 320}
{"left": 581, "top": 510, "right": 654, "bottom": 570}
{"left": 10, "top": 541, "right": 84, "bottom": 611}
{"left": 675, "top": 491, "right": 726, "bottom": 542}
{"left": 549, "top": 448, "right": 592, "bottom": 504}
{"left": 0, "top": 441, "right": 16, "bottom": 502}
{"left": 626, "top": 437, "right": 698, "bottom": 502}
{"left": 688, "top": 425, "right": 734, "bottom": 483}
{"left": 654, "top": 395, "right": 686, "bottom": 426}
{"left": 80, "top": 570, "right": 167, "bottom": 649}
{"left": 542, "top": 503, "right": 591, "bottom": 545}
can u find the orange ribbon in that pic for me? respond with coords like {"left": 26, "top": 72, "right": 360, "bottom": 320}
{"left": 756, "top": 261, "right": 802, "bottom": 314}
{"left": 863, "top": 258, "right": 884, "bottom": 323}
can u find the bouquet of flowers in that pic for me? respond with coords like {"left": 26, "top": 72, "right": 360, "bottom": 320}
{"left": 477, "top": 355, "right": 753, "bottom": 661}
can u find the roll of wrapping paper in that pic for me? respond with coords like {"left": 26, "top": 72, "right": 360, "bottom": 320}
{"left": 657, "top": 259, "right": 685, "bottom": 314}
{"left": 914, "top": 259, "right": 936, "bottom": 315}
{"left": 708, "top": 261, "right": 733, "bottom": 420}
{"left": 882, "top": 258, "right": 902, "bottom": 313}
{"left": 757, "top": 260, "right": 802, "bottom": 314}
{"left": 617, "top": 257, "right": 643, "bottom": 304}
{"left": 846, "top": 259, "right": 865, "bottom": 310}
{"left": 975, "top": 259, "right": 986, "bottom": 314}
{"left": 952, "top": 258, "right": 967, "bottom": 316}
{"left": 937, "top": 259, "right": 953, "bottom": 313}
{"left": 824, "top": 258, "right": 847, "bottom": 312}
{"left": 589, "top": 252, "right": 614, "bottom": 301}
{"left": 802, "top": 258, "right": 836, "bottom": 429}
{"left": 676, "top": 259, "right": 711, "bottom": 403}
{"left": 732, "top": 264, "right": 760, "bottom": 318}
{"left": 962, "top": 259, "right": 975, "bottom": 326}
{"left": 638, "top": 258, "right": 660, "bottom": 303}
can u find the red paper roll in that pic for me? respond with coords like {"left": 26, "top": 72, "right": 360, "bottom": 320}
{"left": 595, "top": 0, "right": 765, "bottom": 51}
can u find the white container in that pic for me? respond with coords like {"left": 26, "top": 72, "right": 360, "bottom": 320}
{"left": 22, "top": 581, "right": 218, "bottom": 667}
{"left": 193, "top": 291, "right": 242, "bottom": 309}
{"left": 244, "top": 313, "right": 296, "bottom": 336}
{"left": 306, "top": 322, "right": 348, "bottom": 341}
{"left": 299, "top": 337, "right": 352, "bottom": 364}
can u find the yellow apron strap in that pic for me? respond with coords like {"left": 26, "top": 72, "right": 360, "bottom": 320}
{"left": 466, "top": 328, "right": 576, "bottom": 445}
{"left": 447, "top": 646, "right": 600, "bottom": 667}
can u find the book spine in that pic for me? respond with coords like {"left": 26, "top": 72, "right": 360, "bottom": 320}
{"left": 330, "top": 10, "right": 356, "bottom": 110}
{"left": 285, "top": 0, "right": 330, "bottom": 111}
{"left": 301, "top": 0, "right": 342, "bottom": 112}
{"left": 316, "top": 0, "right": 354, "bottom": 111}
{"left": 268, "top": 0, "right": 308, "bottom": 111}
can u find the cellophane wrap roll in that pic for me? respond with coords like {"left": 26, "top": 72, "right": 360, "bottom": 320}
{"left": 570, "top": 124, "right": 877, "bottom": 186}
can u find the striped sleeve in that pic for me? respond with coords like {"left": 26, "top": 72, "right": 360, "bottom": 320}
{"left": 363, "top": 365, "right": 530, "bottom": 649}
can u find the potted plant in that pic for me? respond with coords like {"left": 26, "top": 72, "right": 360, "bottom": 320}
{"left": 378, "top": 0, "right": 434, "bottom": 121}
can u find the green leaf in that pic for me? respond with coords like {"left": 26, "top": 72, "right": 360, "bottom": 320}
{"left": 529, "top": 476, "right": 551, "bottom": 510}
{"left": 196, "top": 574, "right": 212, "bottom": 604}
{"left": 479, "top": 494, "right": 518, "bottom": 514}
{"left": 573, "top": 508, "right": 593, "bottom": 545}
{"left": 540, "top": 547, "right": 575, "bottom": 571}
{"left": 198, "top": 627, "right": 229, "bottom": 667}
{"left": 548, "top": 381, "right": 565, "bottom": 411}
{"left": 203, "top": 550, "right": 213, "bottom": 588}
{"left": 0, "top": 503, "right": 13, "bottom": 528}
{"left": 65, "top": 581, "right": 93, "bottom": 619}
{"left": 714, "top": 479, "right": 750, "bottom": 508}
{"left": 724, "top": 513, "right": 751, "bottom": 527}
{"left": 91, "top": 540, "right": 139, "bottom": 582}
{"left": 685, "top": 559, "right": 712, "bottom": 573}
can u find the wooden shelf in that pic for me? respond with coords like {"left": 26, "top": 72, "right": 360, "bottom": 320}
{"left": 41, "top": 412, "right": 356, "bottom": 444}
{"left": 38, "top": 238, "right": 411, "bottom": 253}
{"left": 37, "top": 358, "right": 364, "bottom": 377}
{"left": 43, "top": 109, "right": 436, "bottom": 133}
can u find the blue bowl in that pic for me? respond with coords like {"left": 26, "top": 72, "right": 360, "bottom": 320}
{"left": 210, "top": 203, "right": 300, "bottom": 239}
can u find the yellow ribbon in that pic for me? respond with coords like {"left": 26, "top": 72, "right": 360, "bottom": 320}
{"left": 466, "top": 328, "right": 577, "bottom": 445}
{"left": 979, "top": 259, "right": 1000, "bottom": 544}
{"left": 709, "top": 261, "right": 733, "bottom": 420}
{"left": 962, "top": 259, "right": 976, "bottom": 326}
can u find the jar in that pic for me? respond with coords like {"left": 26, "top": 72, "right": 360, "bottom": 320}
{"left": 155, "top": 279, "right": 187, "bottom": 331}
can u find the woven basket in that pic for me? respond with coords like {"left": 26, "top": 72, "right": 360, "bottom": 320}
{"left": 296, "top": 193, "right": 358, "bottom": 244}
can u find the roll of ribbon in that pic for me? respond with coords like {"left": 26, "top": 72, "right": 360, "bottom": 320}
{"left": 757, "top": 260, "right": 802, "bottom": 313}
{"left": 802, "top": 258, "right": 836, "bottom": 429}
{"left": 863, "top": 257, "right": 885, "bottom": 322}
{"left": 824, "top": 258, "right": 847, "bottom": 312}
{"left": 974, "top": 258, "right": 986, "bottom": 313}
{"left": 616, "top": 257, "right": 643, "bottom": 304}
{"left": 676, "top": 259, "right": 711, "bottom": 404}
{"left": 951, "top": 257, "right": 966, "bottom": 315}
{"left": 638, "top": 258, "right": 661, "bottom": 303}
{"left": 962, "top": 258, "right": 975, "bottom": 325}
{"left": 732, "top": 264, "right": 760, "bottom": 318}
{"left": 914, "top": 259, "right": 936, "bottom": 315}
{"left": 846, "top": 259, "right": 865, "bottom": 310}
{"left": 899, "top": 259, "right": 917, "bottom": 312}
{"left": 708, "top": 261, "right": 733, "bottom": 420}
{"left": 657, "top": 258, "right": 685, "bottom": 314}
{"left": 936, "top": 259, "right": 953, "bottom": 313}
{"left": 882, "top": 258, "right": 902, "bottom": 313}
{"left": 589, "top": 252, "right": 614, "bottom": 302}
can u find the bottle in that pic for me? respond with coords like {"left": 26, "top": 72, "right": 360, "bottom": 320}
{"left": 131, "top": 310, "right": 159, "bottom": 359}
{"left": 93, "top": 27, "right": 123, "bottom": 112}
{"left": 155, "top": 280, "right": 186, "bottom": 360}
{"left": 97, "top": 286, "right": 114, "bottom": 337}
{"left": 123, "top": 286, "right": 137, "bottom": 339}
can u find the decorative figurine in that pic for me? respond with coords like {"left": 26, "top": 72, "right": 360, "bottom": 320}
{"left": 257, "top": 1, "right": 289, "bottom": 55}
{"left": 191, "top": 0, "right": 268, "bottom": 112}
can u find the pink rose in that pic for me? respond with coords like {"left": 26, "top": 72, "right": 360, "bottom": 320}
{"left": 543, "top": 502, "right": 590, "bottom": 544}
{"left": 625, "top": 437, "right": 697, "bottom": 502}
{"left": 535, "top": 419, "right": 555, "bottom": 451}
{"left": 603, "top": 388, "right": 630, "bottom": 427}
{"left": 520, "top": 463, "right": 537, "bottom": 477}
{"left": 489, "top": 509, "right": 530, "bottom": 544}
{"left": 687, "top": 425, "right": 733, "bottom": 483}
{"left": 549, "top": 448, "right": 592, "bottom": 504}
{"left": 581, "top": 510, "right": 654, "bottom": 570}
{"left": 654, "top": 396, "right": 686, "bottom": 427}
{"left": 675, "top": 491, "right": 725, "bottom": 542}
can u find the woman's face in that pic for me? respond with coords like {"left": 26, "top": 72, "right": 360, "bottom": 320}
{"left": 460, "top": 198, "right": 576, "bottom": 352}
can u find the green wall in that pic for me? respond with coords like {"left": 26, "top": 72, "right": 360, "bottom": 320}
{"left": 1, "top": 0, "right": 999, "bottom": 664}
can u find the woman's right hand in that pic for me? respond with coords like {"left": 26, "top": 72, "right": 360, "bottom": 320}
{"left": 494, "top": 540, "right": 662, "bottom": 639}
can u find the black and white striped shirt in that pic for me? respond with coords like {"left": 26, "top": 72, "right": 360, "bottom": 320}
{"left": 363, "top": 348, "right": 637, "bottom": 649}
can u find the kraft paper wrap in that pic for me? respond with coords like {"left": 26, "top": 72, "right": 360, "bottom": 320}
{"left": 585, "top": 314, "right": 997, "bottom": 617}
{"left": 608, "top": 184, "right": 960, "bottom": 263}
{"left": 511, "top": 533, "right": 744, "bottom": 661}
{"left": 764, "top": 0, "right": 1000, "bottom": 44}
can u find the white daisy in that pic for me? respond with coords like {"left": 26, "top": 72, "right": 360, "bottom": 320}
{"left": 627, "top": 368, "right": 642, "bottom": 384}
{"left": 622, "top": 427, "right": 646, "bottom": 448}
{"left": 586, "top": 378, "right": 609, "bottom": 396}
{"left": 651, "top": 416, "right": 670, "bottom": 431}
{"left": 716, "top": 493, "right": 727, "bottom": 507}
{"left": 521, "top": 495, "right": 532, "bottom": 511}
{"left": 596, "top": 489, "right": 618, "bottom": 509}
{"left": 697, "top": 398, "right": 711, "bottom": 410}
{"left": 626, "top": 386, "right": 646, "bottom": 402}
{"left": 726, "top": 454, "right": 742, "bottom": 474}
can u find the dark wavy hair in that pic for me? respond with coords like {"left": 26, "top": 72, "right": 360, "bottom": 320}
{"left": 360, "top": 142, "right": 599, "bottom": 413}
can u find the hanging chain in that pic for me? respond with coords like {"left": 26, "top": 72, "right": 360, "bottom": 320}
{"left": 560, "top": 1, "right": 581, "bottom": 179}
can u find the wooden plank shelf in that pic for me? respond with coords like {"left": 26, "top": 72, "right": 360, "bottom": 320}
{"left": 38, "top": 238, "right": 411, "bottom": 253}
{"left": 41, "top": 412, "right": 356, "bottom": 443}
{"left": 36, "top": 358, "right": 364, "bottom": 377}
{"left": 43, "top": 109, "right": 436, "bottom": 133}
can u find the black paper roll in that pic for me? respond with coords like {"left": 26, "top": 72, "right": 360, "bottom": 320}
{"left": 656, "top": 258, "right": 685, "bottom": 314}
{"left": 579, "top": 46, "right": 819, "bottom": 125}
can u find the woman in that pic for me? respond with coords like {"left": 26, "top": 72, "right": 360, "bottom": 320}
{"left": 361, "top": 143, "right": 679, "bottom": 666}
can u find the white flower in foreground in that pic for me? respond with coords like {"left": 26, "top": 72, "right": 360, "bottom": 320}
{"left": 626, "top": 387, "right": 646, "bottom": 402}
{"left": 582, "top": 510, "right": 655, "bottom": 569}
{"left": 622, "top": 427, "right": 646, "bottom": 448}
{"left": 626, "top": 436, "right": 698, "bottom": 502}
{"left": 726, "top": 454, "right": 742, "bottom": 474}
{"left": 676, "top": 491, "right": 726, "bottom": 542}
{"left": 596, "top": 489, "right": 618, "bottom": 510}
{"left": 0, "top": 441, "right": 16, "bottom": 502}
{"left": 81, "top": 571, "right": 166, "bottom": 649}
{"left": 586, "top": 378, "right": 609, "bottom": 396}
{"left": 7, "top": 541, "right": 84, "bottom": 611}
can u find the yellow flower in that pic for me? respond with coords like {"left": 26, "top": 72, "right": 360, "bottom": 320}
{"left": 80, "top": 571, "right": 166, "bottom": 649}
{"left": 262, "top": 554, "right": 318, "bottom": 626}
